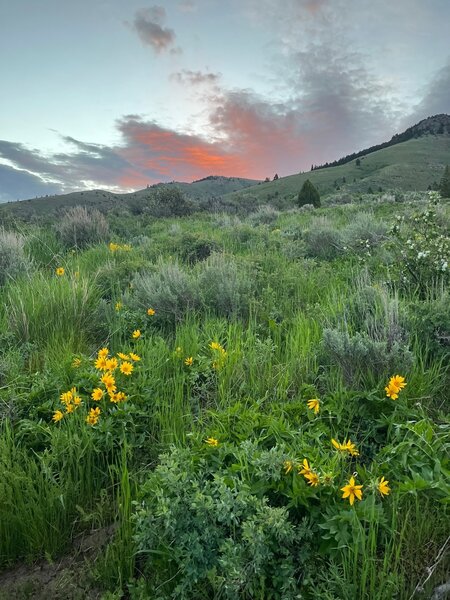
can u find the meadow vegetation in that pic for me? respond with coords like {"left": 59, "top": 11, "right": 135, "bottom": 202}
{"left": 0, "top": 187, "right": 448, "bottom": 599}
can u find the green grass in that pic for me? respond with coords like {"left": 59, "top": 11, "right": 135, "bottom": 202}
{"left": 0, "top": 193, "right": 448, "bottom": 598}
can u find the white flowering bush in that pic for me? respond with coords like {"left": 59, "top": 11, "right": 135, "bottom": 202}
{"left": 389, "top": 191, "right": 449, "bottom": 295}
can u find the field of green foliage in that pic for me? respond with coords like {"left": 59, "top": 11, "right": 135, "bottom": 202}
{"left": 0, "top": 190, "right": 449, "bottom": 599}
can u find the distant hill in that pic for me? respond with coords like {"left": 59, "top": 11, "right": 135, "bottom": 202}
{"left": 0, "top": 175, "right": 260, "bottom": 219}
{"left": 310, "top": 114, "right": 450, "bottom": 171}
{"left": 224, "top": 121, "right": 450, "bottom": 207}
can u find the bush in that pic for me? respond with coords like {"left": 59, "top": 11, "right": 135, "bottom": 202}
{"left": 304, "top": 219, "right": 344, "bottom": 261}
{"left": 388, "top": 191, "right": 449, "bottom": 295}
{"left": 342, "top": 212, "right": 386, "bottom": 251}
{"left": 56, "top": 206, "right": 109, "bottom": 249}
{"left": 136, "top": 187, "right": 193, "bottom": 218}
{"left": 131, "top": 261, "right": 200, "bottom": 327}
{"left": 0, "top": 228, "right": 31, "bottom": 286}
{"left": 248, "top": 205, "right": 280, "bottom": 226}
{"left": 197, "top": 253, "right": 252, "bottom": 318}
{"left": 134, "top": 445, "right": 304, "bottom": 599}
{"left": 176, "top": 232, "right": 220, "bottom": 265}
{"left": 321, "top": 328, "right": 414, "bottom": 387}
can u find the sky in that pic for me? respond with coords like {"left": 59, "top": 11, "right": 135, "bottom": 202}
{"left": 0, "top": 0, "right": 449, "bottom": 202}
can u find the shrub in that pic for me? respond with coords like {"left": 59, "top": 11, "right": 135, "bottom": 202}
{"left": 131, "top": 261, "right": 200, "bottom": 327}
{"left": 133, "top": 446, "right": 304, "bottom": 599}
{"left": 140, "top": 187, "right": 193, "bottom": 218}
{"left": 56, "top": 206, "right": 109, "bottom": 249}
{"left": 321, "top": 328, "right": 414, "bottom": 388}
{"left": 197, "top": 253, "right": 252, "bottom": 318}
{"left": 0, "top": 228, "right": 31, "bottom": 286}
{"left": 342, "top": 212, "right": 386, "bottom": 251}
{"left": 176, "top": 232, "right": 220, "bottom": 265}
{"left": 248, "top": 205, "right": 280, "bottom": 226}
{"left": 304, "top": 219, "right": 344, "bottom": 261}
{"left": 388, "top": 192, "right": 449, "bottom": 296}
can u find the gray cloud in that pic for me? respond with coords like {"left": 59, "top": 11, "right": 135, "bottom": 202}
{"left": 131, "top": 7, "right": 178, "bottom": 54}
{"left": 407, "top": 60, "right": 450, "bottom": 125}
{"left": 0, "top": 164, "right": 62, "bottom": 203}
{"left": 170, "top": 69, "right": 221, "bottom": 86}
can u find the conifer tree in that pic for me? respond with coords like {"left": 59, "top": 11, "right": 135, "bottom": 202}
{"left": 439, "top": 165, "right": 450, "bottom": 198}
{"left": 297, "top": 179, "right": 321, "bottom": 208}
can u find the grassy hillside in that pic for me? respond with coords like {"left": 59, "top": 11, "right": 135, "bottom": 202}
{"left": 226, "top": 134, "right": 450, "bottom": 206}
{"left": 0, "top": 175, "right": 260, "bottom": 220}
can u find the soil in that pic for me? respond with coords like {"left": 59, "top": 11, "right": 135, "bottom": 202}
{"left": 0, "top": 525, "right": 116, "bottom": 600}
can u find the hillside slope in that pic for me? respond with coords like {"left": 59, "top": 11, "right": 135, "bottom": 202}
{"left": 225, "top": 134, "right": 450, "bottom": 206}
{"left": 0, "top": 175, "right": 260, "bottom": 219}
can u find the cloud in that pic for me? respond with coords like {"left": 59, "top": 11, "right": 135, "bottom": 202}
{"left": 0, "top": 164, "right": 62, "bottom": 203}
{"left": 178, "top": 1, "right": 197, "bottom": 12}
{"left": 170, "top": 69, "right": 221, "bottom": 86}
{"left": 131, "top": 7, "right": 178, "bottom": 54}
{"left": 407, "top": 60, "right": 450, "bottom": 124}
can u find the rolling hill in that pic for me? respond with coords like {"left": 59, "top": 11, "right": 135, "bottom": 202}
{"left": 0, "top": 175, "right": 260, "bottom": 220}
{"left": 224, "top": 124, "right": 450, "bottom": 207}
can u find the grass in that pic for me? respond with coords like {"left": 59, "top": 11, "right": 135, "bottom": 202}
{"left": 0, "top": 190, "right": 448, "bottom": 598}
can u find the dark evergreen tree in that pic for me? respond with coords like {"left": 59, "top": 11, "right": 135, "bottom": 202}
{"left": 439, "top": 165, "right": 450, "bottom": 198}
{"left": 297, "top": 179, "right": 321, "bottom": 208}
{"left": 356, "top": 158, "right": 361, "bottom": 167}
{"left": 273, "top": 173, "right": 279, "bottom": 181}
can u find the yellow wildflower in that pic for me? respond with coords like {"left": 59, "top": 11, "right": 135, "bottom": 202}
{"left": 117, "top": 352, "right": 130, "bottom": 360}
{"left": 340, "top": 476, "right": 363, "bottom": 505}
{"left": 101, "top": 373, "right": 116, "bottom": 390}
{"left": 132, "top": 329, "right": 141, "bottom": 339}
{"left": 65, "top": 403, "right": 74, "bottom": 414}
{"left": 298, "top": 458, "right": 312, "bottom": 476}
{"left": 307, "top": 398, "right": 320, "bottom": 415}
{"left": 342, "top": 440, "right": 359, "bottom": 457}
{"left": 129, "top": 352, "right": 141, "bottom": 361}
{"left": 304, "top": 472, "right": 320, "bottom": 487}
{"left": 120, "top": 361, "right": 134, "bottom": 376}
{"left": 98, "top": 348, "right": 109, "bottom": 358}
{"left": 60, "top": 390, "right": 73, "bottom": 404}
{"left": 209, "top": 341, "right": 222, "bottom": 351}
{"left": 109, "top": 391, "right": 127, "bottom": 403}
{"left": 86, "top": 407, "right": 101, "bottom": 426}
{"left": 52, "top": 410, "right": 64, "bottom": 422}
{"left": 184, "top": 356, "right": 193, "bottom": 366}
{"left": 147, "top": 307, "right": 155, "bottom": 316}
{"left": 385, "top": 375, "right": 406, "bottom": 400}
{"left": 205, "top": 437, "right": 219, "bottom": 447}
{"left": 73, "top": 396, "right": 82, "bottom": 407}
{"left": 55, "top": 267, "right": 65, "bottom": 276}
{"left": 284, "top": 460, "right": 294, "bottom": 474}
{"left": 105, "top": 357, "right": 118, "bottom": 371}
{"left": 115, "top": 301, "right": 122, "bottom": 311}
{"left": 377, "top": 476, "right": 390, "bottom": 498}
{"left": 91, "top": 388, "right": 104, "bottom": 401}
{"left": 94, "top": 356, "right": 109, "bottom": 371}
{"left": 72, "top": 357, "right": 81, "bottom": 368}
{"left": 332, "top": 438, "right": 359, "bottom": 456}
